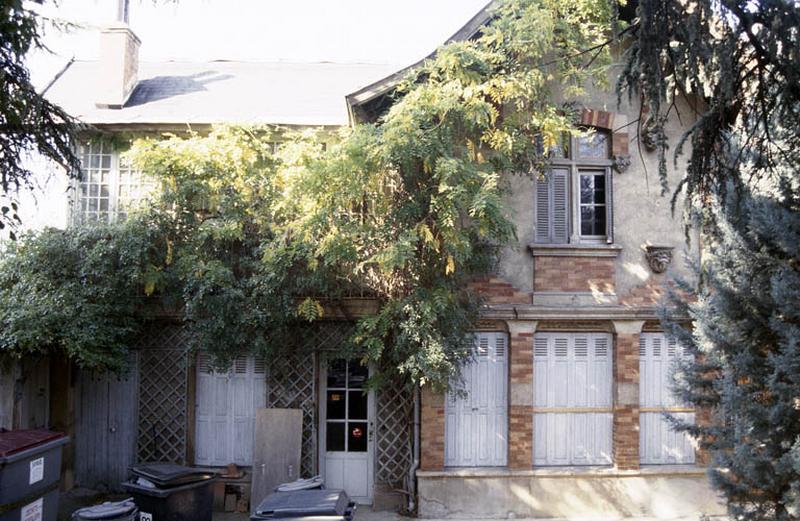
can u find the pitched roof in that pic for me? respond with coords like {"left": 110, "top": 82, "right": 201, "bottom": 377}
{"left": 45, "top": 60, "right": 398, "bottom": 127}
{"left": 346, "top": 0, "right": 497, "bottom": 122}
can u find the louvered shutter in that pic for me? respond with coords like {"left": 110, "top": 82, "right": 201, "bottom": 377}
{"left": 551, "top": 169, "right": 569, "bottom": 243}
{"left": 639, "top": 333, "right": 695, "bottom": 464}
{"left": 195, "top": 354, "right": 267, "bottom": 466}
{"left": 534, "top": 169, "right": 570, "bottom": 244}
{"left": 605, "top": 168, "right": 614, "bottom": 243}
{"left": 534, "top": 174, "right": 551, "bottom": 243}
{"left": 533, "top": 333, "right": 613, "bottom": 466}
{"left": 445, "top": 332, "right": 508, "bottom": 467}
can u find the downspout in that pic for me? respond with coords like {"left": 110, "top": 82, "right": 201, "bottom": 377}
{"left": 407, "top": 385, "right": 421, "bottom": 512}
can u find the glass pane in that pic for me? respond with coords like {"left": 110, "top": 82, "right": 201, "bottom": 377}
{"left": 99, "top": 199, "right": 109, "bottom": 211}
{"left": 327, "top": 359, "right": 347, "bottom": 388}
{"left": 348, "top": 422, "right": 368, "bottom": 452}
{"left": 348, "top": 362, "right": 368, "bottom": 389}
{"left": 326, "top": 391, "right": 346, "bottom": 419}
{"left": 547, "top": 133, "right": 569, "bottom": 158}
{"left": 91, "top": 155, "right": 100, "bottom": 169}
{"left": 89, "top": 184, "right": 98, "bottom": 197}
{"left": 348, "top": 391, "right": 368, "bottom": 420}
{"left": 578, "top": 132, "right": 609, "bottom": 158}
{"left": 594, "top": 206, "right": 607, "bottom": 235}
{"left": 101, "top": 155, "right": 111, "bottom": 169}
{"left": 326, "top": 422, "right": 345, "bottom": 452}
{"left": 594, "top": 175, "right": 606, "bottom": 203}
{"left": 580, "top": 176, "right": 593, "bottom": 204}
{"left": 581, "top": 206, "right": 595, "bottom": 236}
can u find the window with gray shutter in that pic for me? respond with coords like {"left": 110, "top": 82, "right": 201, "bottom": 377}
{"left": 534, "top": 129, "right": 614, "bottom": 245}
{"left": 534, "top": 168, "right": 569, "bottom": 244}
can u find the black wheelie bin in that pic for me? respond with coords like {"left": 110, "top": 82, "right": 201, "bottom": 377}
{"left": 122, "top": 463, "right": 216, "bottom": 521}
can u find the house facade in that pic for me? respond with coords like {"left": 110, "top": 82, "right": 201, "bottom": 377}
{"left": 4, "top": 2, "right": 727, "bottom": 518}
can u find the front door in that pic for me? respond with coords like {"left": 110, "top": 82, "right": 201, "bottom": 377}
{"left": 320, "top": 359, "right": 374, "bottom": 504}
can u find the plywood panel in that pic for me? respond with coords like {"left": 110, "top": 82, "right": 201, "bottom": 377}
{"left": 251, "top": 408, "right": 303, "bottom": 513}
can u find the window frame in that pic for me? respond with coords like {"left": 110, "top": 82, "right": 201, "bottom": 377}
{"left": 71, "top": 141, "right": 154, "bottom": 226}
{"left": 536, "top": 130, "right": 614, "bottom": 245}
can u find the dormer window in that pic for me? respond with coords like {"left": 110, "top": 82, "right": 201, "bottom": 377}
{"left": 534, "top": 130, "right": 614, "bottom": 244}
{"left": 72, "top": 141, "right": 156, "bottom": 226}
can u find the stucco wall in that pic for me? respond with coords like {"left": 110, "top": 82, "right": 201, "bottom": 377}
{"left": 497, "top": 65, "right": 699, "bottom": 302}
{"left": 418, "top": 468, "right": 726, "bottom": 519}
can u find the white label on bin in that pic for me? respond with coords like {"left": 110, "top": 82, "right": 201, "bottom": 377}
{"left": 21, "top": 497, "right": 43, "bottom": 521}
{"left": 29, "top": 457, "right": 44, "bottom": 485}
{"left": 140, "top": 512, "right": 153, "bottom": 521}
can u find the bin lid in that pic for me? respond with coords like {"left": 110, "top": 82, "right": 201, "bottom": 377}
{"left": 255, "top": 490, "right": 351, "bottom": 518}
{"left": 72, "top": 499, "right": 137, "bottom": 520}
{"left": 0, "top": 429, "right": 64, "bottom": 458}
{"left": 130, "top": 463, "right": 215, "bottom": 487}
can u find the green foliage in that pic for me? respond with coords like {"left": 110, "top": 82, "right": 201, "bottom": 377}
{"left": 0, "top": 220, "right": 160, "bottom": 371}
{"left": 1, "top": 0, "right": 80, "bottom": 236}
{"left": 622, "top": 1, "right": 800, "bottom": 518}
{"left": 0, "top": 0, "right": 616, "bottom": 388}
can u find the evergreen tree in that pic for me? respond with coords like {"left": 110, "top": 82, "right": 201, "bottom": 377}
{"left": 1, "top": 0, "right": 80, "bottom": 237}
{"left": 619, "top": 1, "right": 800, "bottom": 519}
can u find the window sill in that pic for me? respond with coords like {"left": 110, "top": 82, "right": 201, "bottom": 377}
{"left": 528, "top": 243, "right": 622, "bottom": 258}
{"left": 418, "top": 464, "right": 706, "bottom": 479}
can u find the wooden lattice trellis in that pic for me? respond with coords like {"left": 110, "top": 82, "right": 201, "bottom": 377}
{"left": 376, "top": 378, "right": 413, "bottom": 487}
{"left": 267, "top": 351, "right": 317, "bottom": 477}
{"left": 267, "top": 322, "right": 356, "bottom": 477}
{"left": 136, "top": 324, "right": 190, "bottom": 463}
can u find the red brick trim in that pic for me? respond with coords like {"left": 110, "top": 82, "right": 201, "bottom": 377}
{"left": 469, "top": 276, "right": 532, "bottom": 305}
{"left": 534, "top": 256, "right": 615, "bottom": 293}
{"left": 420, "top": 387, "right": 445, "bottom": 471}
{"left": 508, "top": 328, "right": 534, "bottom": 468}
{"left": 613, "top": 331, "right": 641, "bottom": 470}
{"left": 579, "top": 108, "right": 630, "bottom": 158}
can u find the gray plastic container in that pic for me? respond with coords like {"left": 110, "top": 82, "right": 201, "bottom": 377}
{"left": 72, "top": 498, "right": 139, "bottom": 521}
{"left": 0, "top": 430, "right": 68, "bottom": 503}
{"left": 251, "top": 490, "right": 356, "bottom": 521}
{"left": 0, "top": 487, "right": 58, "bottom": 521}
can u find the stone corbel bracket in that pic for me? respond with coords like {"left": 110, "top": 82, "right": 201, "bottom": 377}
{"left": 644, "top": 245, "right": 674, "bottom": 274}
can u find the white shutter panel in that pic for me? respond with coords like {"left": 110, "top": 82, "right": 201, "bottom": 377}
{"left": 639, "top": 333, "right": 695, "bottom": 464}
{"left": 195, "top": 354, "right": 267, "bottom": 466}
{"left": 445, "top": 333, "right": 508, "bottom": 467}
{"left": 534, "top": 333, "right": 613, "bottom": 466}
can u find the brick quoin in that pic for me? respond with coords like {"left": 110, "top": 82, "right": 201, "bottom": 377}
{"left": 534, "top": 256, "right": 615, "bottom": 293}
{"left": 469, "top": 276, "right": 532, "bottom": 305}
{"left": 614, "top": 332, "right": 641, "bottom": 470}
{"left": 508, "top": 329, "right": 534, "bottom": 468}
{"left": 420, "top": 387, "right": 445, "bottom": 471}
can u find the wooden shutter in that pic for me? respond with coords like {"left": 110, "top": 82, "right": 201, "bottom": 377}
{"left": 445, "top": 332, "right": 508, "bottom": 467}
{"left": 605, "top": 168, "right": 614, "bottom": 243}
{"left": 533, "top": 333, "right": 613, "bottom": 466}
{"left": 639, "top": 333, "right": 695, "bottom": 464}
{"left": 534, "top": 168, "right": 570, "bottom": 244}
{"left": 195, "top": 354, "right": 267, "bottom": 466}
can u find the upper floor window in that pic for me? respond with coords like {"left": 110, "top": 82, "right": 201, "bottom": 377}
{"left": 72, "top": 141, "right": 156, "bottom": 225}
{"left": 534, "top": 130, "right": 614, "bottom": 245}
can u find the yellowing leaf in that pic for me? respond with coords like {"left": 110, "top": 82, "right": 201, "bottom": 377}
{"left": 144, "top": 280, "right": 156, "bottom": 297}
{"left": 446, "top": 255, "right": 455, "bottom": 275}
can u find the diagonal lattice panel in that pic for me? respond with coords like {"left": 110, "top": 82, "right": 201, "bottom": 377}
{"left": 266, "top": 322, "right": 356, "bottom": 477}
{"left": 376, "top": 377, "right": 413, "bottom": 487}
{"left": 267, "top": 351, "right": 317, "bottom": 477}
{"left": 136, "top": 323, "right": 190, "bottom": 464}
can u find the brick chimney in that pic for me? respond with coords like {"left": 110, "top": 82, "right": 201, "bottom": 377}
{"left": 95, "top": 23, "right": 140, "bottom": 109}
